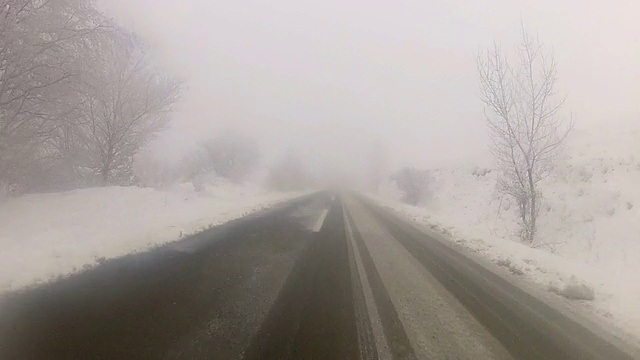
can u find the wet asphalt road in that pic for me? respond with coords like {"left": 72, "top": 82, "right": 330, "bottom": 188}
{"left": 0, "top": 193, "right": 638, "bottom": 359}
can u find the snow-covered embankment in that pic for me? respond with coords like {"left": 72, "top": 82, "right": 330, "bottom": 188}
{"left": 0, "top": 184, "right": 305, "bottom": 293}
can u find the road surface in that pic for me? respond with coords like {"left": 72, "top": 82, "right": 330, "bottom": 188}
{"left": 0, "top": 192, "right": 638, "bottom": 359}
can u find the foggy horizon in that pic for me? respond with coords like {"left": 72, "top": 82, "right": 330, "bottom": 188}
{"left": 99, "top": 0, "right": 640, "bottom": 183}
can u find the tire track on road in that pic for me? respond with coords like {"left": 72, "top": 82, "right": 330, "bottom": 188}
{"left": 245, "top": 200, "right": 360, "bottom": 360}
{"left": 0, "top": 200, "right": 315, "bottom": 360}
{"left": 343, "top": 207, "right": 417, "bottom": 360}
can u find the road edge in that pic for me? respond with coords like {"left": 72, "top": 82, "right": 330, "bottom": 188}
{"left": 357, "top": 193, "right": 640, "bottom": 359}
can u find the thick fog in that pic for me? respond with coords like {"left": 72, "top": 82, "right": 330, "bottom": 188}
{"left": 5, "top": 1, "right": 640, "bottom": 346}
{"left": 101, "top": 0, "right": 640, "bottom": 184}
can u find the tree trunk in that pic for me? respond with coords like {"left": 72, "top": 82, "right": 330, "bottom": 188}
{"left": 101, "top": 167, "right": 110, "bottom": 185}
{"left": 527, "top": 168, "right": 537, "bottom": 243}
{"left": 101, "top": 158, "right": 112, "bottom": 185}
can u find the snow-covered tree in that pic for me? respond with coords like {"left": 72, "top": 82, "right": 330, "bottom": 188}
{"left": 477, "top": 27, "right": 572, "bottom": 244}
{"left": 0, "top": 0, "right": 182, "bottom": 192}
{"left": 0, "top": 0, "right": 104, "bottom": 192}
{"left": 76, "top": 32, "right": 181, "bottom": 184}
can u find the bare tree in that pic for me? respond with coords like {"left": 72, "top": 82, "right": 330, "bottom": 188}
{"left": 0, "top": 0, "right": 182, "bottom": 192}
{"left": 0, "top": 0, "right": 105, "bottom": 192}
{"left": 477, "top": 27, "right": 572, "bottom": 244}
{"left": 78, "top": 32, "right": 181, "bottom": 184}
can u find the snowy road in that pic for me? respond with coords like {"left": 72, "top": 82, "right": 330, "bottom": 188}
{"left": 0, "top": 193, "right": 638, "bottom": 359}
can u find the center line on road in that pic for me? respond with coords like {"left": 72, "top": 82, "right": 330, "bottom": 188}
{"left": 312, "top": 207, "right": 330, "bottom": 233}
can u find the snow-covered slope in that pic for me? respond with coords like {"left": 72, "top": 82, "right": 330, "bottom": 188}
{"left": 0, "top": 184, "right": 306, "bottom": 293}
{"left": 377, "top": 124, "right": 640, "bottom": 338}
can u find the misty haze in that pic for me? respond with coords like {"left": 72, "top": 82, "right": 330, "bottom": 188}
{"left": 1, "top": 1, "right": 640, "bottom": 359}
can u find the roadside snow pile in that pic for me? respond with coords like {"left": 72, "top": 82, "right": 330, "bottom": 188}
{"left": 376, "top": 124, "right": 640, "bottom": 337}
{"left": 0, "top": 184, "right": 305, "bottom": 293}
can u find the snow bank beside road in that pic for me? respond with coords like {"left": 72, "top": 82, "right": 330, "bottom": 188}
{"left": 0, "top": 184, "right": 305, "bottom": 293}
{"left": 375, "top": 124, "right": 640, "bottom": 339}
{"left": 373, "top": 195, "right": 640, "bottom": 340}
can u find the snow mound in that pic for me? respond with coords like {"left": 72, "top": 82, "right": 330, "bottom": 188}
{"left": 549, "top": 277, "right": 596, "bottom": 301}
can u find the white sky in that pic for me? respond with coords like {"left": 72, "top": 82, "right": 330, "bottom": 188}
{"left": 101, "top": 0, "right": 640, "bottom": 178}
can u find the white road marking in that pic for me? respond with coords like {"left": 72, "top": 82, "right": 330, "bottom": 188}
{"left": 312, "top": 207, "right": 330, "bottom": 233}
{"left": 342, "top": 200, "right": 392, "bottom": 359}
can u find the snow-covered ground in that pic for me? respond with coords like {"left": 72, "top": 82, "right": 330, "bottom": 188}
{"left": 0, "top": 183, "right": 306, "bottom": 294}
{"left": 376, "top": 123, "right": 640, "bottom": 339}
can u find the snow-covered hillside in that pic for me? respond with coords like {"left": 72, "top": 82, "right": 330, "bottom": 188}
{"left": 377, "top": 124, "right": 640, "bottom": 338}
{"left": 0, "top": 184, "right": 305, "bottom": 294}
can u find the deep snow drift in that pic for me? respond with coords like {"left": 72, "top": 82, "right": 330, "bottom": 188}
{"left": 377, "top": 123, "right": 640, "bottom": 339}
{"left": 0, "top": 184, "right": 305, "bottom": 293}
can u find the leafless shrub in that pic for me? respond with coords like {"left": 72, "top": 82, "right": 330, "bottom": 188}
{"left": 472, "top": 167, "right": 492, "bottom": 177}
{"left": 390, "top": 167, "right": 430, "bottom": 206}
{"left": 531, "top": 241, "right": 562, "bottom": 254}
{"left": 199, "top": 132, "right": 260, "bottom": 184}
